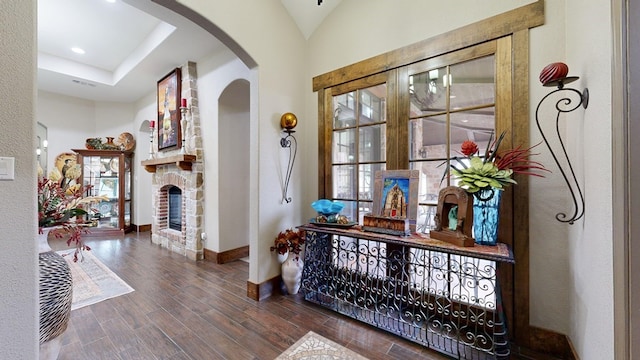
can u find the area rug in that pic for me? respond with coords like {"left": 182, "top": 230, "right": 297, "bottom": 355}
{"left": 57, "top": 250, "right": 134, "bottom": 310}
{"left": 277, "top": 331, "right": 368, "bottom": 360}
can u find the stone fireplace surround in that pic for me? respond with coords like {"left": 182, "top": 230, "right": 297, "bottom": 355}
{"left": 143, "top": 61, "right": 204, "bottom": 260}
{"left": 151, "top": 168, "right": 203, "bottom": 260}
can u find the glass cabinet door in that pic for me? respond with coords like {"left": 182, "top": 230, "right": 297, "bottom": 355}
{"left": 123, "top": 155, "right": 131, "bottom": 227}
{"left": 77, "top": 149, "right": 133, "bottom": 233}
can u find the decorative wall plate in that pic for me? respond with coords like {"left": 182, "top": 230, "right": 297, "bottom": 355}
{"left": 116, "top": 132, "right": 136, "bottom": 151}
{"left": 99, "top": 202, "right": 112, "bottom": 215}
{"left": 109, "top": 158, "right": 119, "bottom": 173}
{"left": 54, "top": 153, "right": 77, "bottom": 173}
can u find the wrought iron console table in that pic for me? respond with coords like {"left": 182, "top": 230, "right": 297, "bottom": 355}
{"left": 298, "top": 224, "right": 514, "bottom": 360}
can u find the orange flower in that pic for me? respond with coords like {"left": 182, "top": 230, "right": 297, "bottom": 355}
{"left": 270, "top": 228, "right": 306, "bottom": 259}
{"left": 460, "top": 140, "right": 479, "bottom": 156}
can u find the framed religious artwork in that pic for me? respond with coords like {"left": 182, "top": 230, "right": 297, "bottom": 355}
{"left": 157, "top": 68, "right": 181, "bottom": 151}
{"left": 363, "top": 170, "right": 420, "bottom": 235}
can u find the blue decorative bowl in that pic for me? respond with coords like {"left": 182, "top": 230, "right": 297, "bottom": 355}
{"left": 311, "top": 199, "right": 344, "bottom": 216}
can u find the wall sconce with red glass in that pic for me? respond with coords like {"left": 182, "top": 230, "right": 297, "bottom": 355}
{"left": 535, "top": 62, "right": 589, "bottom": 224}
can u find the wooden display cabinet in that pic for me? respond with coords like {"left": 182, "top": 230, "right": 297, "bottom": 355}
{"left": 73, "top": 149, "right": 134, "bottom": 236}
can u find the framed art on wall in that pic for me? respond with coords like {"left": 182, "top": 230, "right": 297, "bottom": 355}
{"left": 157, "top": 68, "right": 181, "bottom": 151}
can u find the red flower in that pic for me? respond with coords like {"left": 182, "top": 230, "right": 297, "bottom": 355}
{"left": 460, "top": 140, "right": 479, "bottom": 156}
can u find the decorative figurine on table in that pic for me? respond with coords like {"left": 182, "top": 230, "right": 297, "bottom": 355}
{"left": 429, "top": 186, "right": 475, "bottom": 247}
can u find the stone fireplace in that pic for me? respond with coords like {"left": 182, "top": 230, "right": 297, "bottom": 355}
{"left": 142, "top": 61, "right": 204, "bottom": 260}
{"left": 151, "top": 167, "right": 203, "bottom": 260}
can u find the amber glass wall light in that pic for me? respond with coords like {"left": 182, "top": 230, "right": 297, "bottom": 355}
{"left": 280, "top": 112, "right": 298, "bottom": 203}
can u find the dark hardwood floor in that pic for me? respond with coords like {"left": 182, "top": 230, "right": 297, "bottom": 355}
{"left": 52, "top": 232, "right": 556, "bottom": 360}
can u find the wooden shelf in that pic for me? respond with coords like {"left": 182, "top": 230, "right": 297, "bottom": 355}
{"left": 141, "top": 154, "right": 197, "bottom": 173}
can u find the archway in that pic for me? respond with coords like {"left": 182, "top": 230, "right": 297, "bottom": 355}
{"left": 218, "top": 79, "right": 251, "bottom": 257}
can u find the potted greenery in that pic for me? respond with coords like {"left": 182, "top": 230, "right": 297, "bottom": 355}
{"left": 449, "top": 132, "right": 548, "bottom": 245}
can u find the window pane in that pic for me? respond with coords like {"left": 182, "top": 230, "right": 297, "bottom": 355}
{"left": 410, "top": 160, "right": 448, "bottom": 203}
{"left": 409, "top": 67, "right": 447, "bottom": 117}
{"left": 334, "top": 92, "right": 356, "bottom": 128}
{"left": 359, "top": 124, "right": 386, "bottom": 162}
{"left": 450, "top": 109, "right": 495, "bottom": 157}
{"left": 359, "top": 163, "right": 385, "bottom": 201}
{"left": 416, "top": 204, "right": 437, "bottom": 234}
{"left": 332, "top": 128, "right": 356, "bottom": 164}
{"left": 409, "top": 115, "right": 447, "bottom": 160}
{"left": 449, "top": 55, "right": 495, "bottom": 110}
{"left": 359, "top": 84, "right": 386, "bottom": 125}
{"left": 333, "top": 164, "right": 356, "bottom": 199}
{"left": 358, "top": 201, "right": 373, "bottom": 223}
{"left": 340, "top": 200, "right": 358, "bottom": 223}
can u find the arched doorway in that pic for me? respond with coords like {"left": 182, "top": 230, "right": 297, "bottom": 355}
{"left": 218, "top": 79, "right": 251, "bottom": 258}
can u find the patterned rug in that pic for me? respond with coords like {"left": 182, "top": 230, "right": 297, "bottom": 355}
{"left": 277, "top": 331, "right": 368, "bottom": 360}
{"left": 57, "top": 250, "right": 134, "bottom": 310}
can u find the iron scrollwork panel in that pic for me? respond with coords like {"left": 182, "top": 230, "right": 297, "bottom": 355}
{"left": 301, "top": 229, "right": 509, "bottom": 359}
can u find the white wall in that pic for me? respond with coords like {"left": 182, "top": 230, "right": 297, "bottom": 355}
{"left": 132, "top": 91, "right": 157, "bottom": 226}
{"left": 528, "top": 1, "right": 572, "bottom": 335}
{"left": 178, "top": 0, "right": 307, "bottom": 283}
{"left": 36, "top": 92, "right": 157, "bottom": 227}
{"left": 37, "top": 91, "right": 96, "bottom": 171}
{"left": 167, "top": 49, "right": 252, "bottom": 256}
{"left": 565, "top": 0, "right": 614, "bottom": 358}
{"left": 0, "top": 0, "right": 39, "bottom": 357}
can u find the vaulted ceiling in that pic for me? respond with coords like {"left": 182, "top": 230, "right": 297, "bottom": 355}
{"left": 37, "top": 0, "right": 342, "bottom": 103}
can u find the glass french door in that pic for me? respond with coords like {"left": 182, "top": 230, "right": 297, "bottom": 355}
{"left": 406, "top": 43, "right": 498, "bottom": 234}
{"left": 329, "top": 74, "right": 388, "bottom": 224}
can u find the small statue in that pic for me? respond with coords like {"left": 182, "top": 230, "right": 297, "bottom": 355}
{"left": 447, "top": 206, "right": 458, "bottom": 231}
{"left": 429, "top": 186, "right": 475, "bottom": 247}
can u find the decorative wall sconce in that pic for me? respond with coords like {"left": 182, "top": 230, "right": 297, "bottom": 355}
{"left": 180, "top": 98, "right": 188, "bottom": 154}
{"left": 148, "top": 120, "right": 156, "bottom": 160}
{"left": 280, "top": 112, "right": 298, "bottom": 203}
{"left": 535, "top": 62, "right": 589, "bottom": 224}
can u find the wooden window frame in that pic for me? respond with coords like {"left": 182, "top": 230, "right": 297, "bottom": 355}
{"left": 313, "top": 1, "right": 545, "bottom": 349}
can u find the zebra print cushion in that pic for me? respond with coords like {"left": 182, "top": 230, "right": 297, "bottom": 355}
{"left": 39, "top": 251, "right": 73, "bottom": 344}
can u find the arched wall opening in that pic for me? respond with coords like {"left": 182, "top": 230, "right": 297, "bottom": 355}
{"left": 217, "top": 79, "right": 251, "bottom": 257}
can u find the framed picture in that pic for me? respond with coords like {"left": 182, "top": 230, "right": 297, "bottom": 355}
{"left": 157, "top": 68, "right": 181, "bottom": 151}
{"left": 372, "top": 170, "right": 420, "bottom": 229}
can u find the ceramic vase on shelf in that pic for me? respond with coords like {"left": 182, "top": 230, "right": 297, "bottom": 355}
{"left": 472, "top": 188, "right": 502, "bottom": 246}
{"left": 38, "top": 228, "right": 73, "bottom": 360}
{"left": 281, "top": 253, "right": 304, "bottom": 295}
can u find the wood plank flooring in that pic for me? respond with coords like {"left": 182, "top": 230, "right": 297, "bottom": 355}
{"left": 51, "top": 232, "right": 555, "bottom": 360}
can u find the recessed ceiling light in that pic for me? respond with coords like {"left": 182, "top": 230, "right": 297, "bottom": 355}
{"left": 105, "top": 0, "right": 116, "bottom": 3}
{"left": 71, "top": 47, "right": 85, "bottom": 55}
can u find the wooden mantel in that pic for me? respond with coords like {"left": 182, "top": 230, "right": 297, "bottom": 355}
{"left": 141, "top": 154, "right": 197, "bottom": 173}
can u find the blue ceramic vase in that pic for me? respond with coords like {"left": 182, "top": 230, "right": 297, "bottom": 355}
{"left": 472, "top": 188, "right": 502, "bottom": 246}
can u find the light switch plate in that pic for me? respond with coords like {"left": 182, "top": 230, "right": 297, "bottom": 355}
{"left": 0, "top": 157, "right": 15, "bottom": 180}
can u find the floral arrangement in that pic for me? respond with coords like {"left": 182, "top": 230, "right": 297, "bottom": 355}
{"left": 449, "top": 132, "right": 548, "bottom": 194}
{"left": 38, "top": 165, "right": 106, "bottom": 261}
{"left": 270, "top": 228, "right": 305, "bottom": 260}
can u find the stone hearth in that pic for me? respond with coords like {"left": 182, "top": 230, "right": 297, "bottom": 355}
{"left": 145, "top": 61, "right": 204, "bottom": 260}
